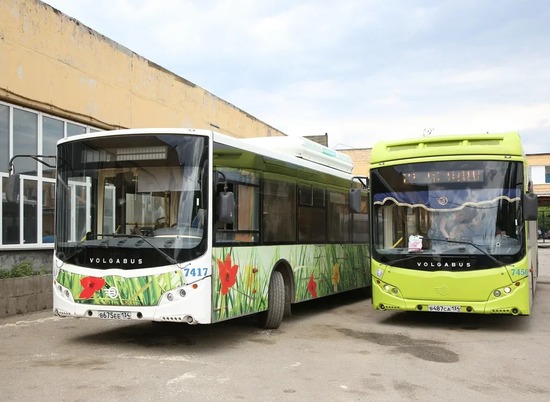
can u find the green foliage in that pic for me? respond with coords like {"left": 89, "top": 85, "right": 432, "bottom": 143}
{"left": 0, "top": 261, "right": 49, "bottom": 279}
{"left": 537, "top": 206, "right": 550, "bottom": 220}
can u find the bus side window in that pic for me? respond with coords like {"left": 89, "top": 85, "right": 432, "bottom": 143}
{"left": 262, "top": 179, "right": 296, "bottom": 243}
{"left": 215, "top": 181, "right": 260, "bottom": 244}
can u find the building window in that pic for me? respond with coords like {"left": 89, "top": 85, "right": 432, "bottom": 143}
{"left": 0, "top": 101, "right": 98, "bottom": 247}
{"left": 0, "top": 105, "right": 8, "bottom": 172}
{"left": 42, "top": 181, "right": 55, "bottom": 242}
{"left": 43, "top": 116, "right": 64, "bottom": 179}
{"left": 545, "top": 166, "right": 550, "bottom": 183}
{"left": 68, "top": 122, "right": 86, "bottom": 136}
{"left": 13, "top": 108, "right": 38, "bottom": 175}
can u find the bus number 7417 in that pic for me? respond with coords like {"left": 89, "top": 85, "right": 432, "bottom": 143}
{"left": 184, "top": 267, "right": 209, "bottom": 278}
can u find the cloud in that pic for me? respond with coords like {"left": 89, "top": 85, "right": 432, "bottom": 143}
{"left": 41, "top": 0, "right": 550, "bottom": 154}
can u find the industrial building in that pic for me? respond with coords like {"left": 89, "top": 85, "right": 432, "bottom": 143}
{"left": 1, "top": 0, "right": 549, "bottom": 272}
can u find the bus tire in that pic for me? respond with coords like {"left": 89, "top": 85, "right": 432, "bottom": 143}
{"left": 258, "top": 270, "right": 285, "bottom": 329}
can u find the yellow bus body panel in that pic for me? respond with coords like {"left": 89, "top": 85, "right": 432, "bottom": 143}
{"left": 371, "top": 258, "right": 531, "bottom": 315}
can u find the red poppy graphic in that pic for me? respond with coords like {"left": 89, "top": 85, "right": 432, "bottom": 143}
{"left": 79, "top": 276, "right": 106, "bottom": 299}
{"left": 308, "top": 274, "right": 317, "bottom": 298}
{"left": 217, "top": 254, "right": 239, "bottom": 295}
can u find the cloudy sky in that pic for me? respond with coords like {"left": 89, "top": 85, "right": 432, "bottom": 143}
{"left": 41, "top": 0, "right": 550, "bottom": 153}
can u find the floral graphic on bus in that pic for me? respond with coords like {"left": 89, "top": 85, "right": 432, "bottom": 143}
{"left": 307, "top": 274, "right": 317, "bottom": 298}
{"left": 212, "top": 244, "right": 370, "bottom": 322}
{"left": 56, "top": 270, "right": 185, "bottom": 306}
{"left": 217, "top": 254, "right": 239, "bottom": 295}
{"left": 79, "top": 276, "right": 106, "bottom": 299}
{"left": 331, "top": 263, "right": 340, "bottom": 291}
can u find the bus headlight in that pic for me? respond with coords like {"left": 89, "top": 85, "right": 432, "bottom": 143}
{"left": 376, "top": 269, "right": 383, "bottom": 278}
{"left": 504, "top": 287, "right": 511, "bottom": 294}
{"left": 493, "top": 290, "right": 501, "bottom": 297}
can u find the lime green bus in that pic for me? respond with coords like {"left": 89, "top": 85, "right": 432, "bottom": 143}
{"left": 368, "top": 132, "right": 538, "bottom": 315}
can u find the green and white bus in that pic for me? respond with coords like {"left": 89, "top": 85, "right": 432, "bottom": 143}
{"left": 368, "top": 132, "right": 538, "bottom": 315}
{"left": 7, "top": 128, "right": 370, "bottom": 328}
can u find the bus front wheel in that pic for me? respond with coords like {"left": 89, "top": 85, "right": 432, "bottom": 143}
{"left": 258, "top": 270, "right": 285, "bottom": 329}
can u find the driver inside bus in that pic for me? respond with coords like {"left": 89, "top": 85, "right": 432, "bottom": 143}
{"left": 439, "top": 208, "right": 481, "bottom": 241}
{"left": 153, "top": 198, "right": 166, "bottom": 229}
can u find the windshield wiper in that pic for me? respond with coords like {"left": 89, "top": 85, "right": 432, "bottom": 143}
{"left": 57, "top": 242, "right": 85, "bottom": 261}
{"left": 84, "top": 233, "right": 178, "bottom": 265}
{"left": 380, "top": 254, "right": 429, "bottom": 266}
{"left": 425, "top": 237, "right": 504, "bottom": 267}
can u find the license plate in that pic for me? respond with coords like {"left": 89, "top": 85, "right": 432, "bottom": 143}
{"left": 98, "top": 310, "right": 132, "bottom": 320}
{"left": 428, "top": 305, "right": 461, "bottom": 313}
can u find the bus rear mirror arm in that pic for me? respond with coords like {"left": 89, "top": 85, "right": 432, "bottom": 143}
{"left": 523, "top": 192, "right": 538, "bottom": 221}
{"left": 214, "top": 170, "right": 234, "bottom": 224}
{"left": 218, "top": 191, "right": 235, "bottom": 224}
{"left": 349, "top": 176, "right": 368, "bottom": 213}
{"left": 6, "top": 154, "right": 57, "bottom": 204}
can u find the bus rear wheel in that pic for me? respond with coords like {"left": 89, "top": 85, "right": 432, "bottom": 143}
{"left": 258, "top": 270, "right": 285, "bottom": 329}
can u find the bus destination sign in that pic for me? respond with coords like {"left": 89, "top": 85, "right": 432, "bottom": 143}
{"left": 402, "top": 169, "right": 484, "bottom": 184}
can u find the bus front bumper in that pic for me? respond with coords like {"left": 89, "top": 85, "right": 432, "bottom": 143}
{"left": 371, "top": 276, "right": 531, "bottom": 315}
{"left": 53, "top": 278, "right": 213, "bottom": 324}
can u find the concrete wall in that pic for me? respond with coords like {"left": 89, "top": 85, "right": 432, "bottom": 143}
{"left": 0, "top": 275, "right": 52, "bottom": 318}
{"left": 0, "top": 250, "right": 53, "bottom": 274}
{"left": 0, "top": 0, "right": 285, "bottom": 138}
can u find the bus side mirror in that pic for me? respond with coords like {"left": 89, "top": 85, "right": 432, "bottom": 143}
{"left": 523, "top": 193, "right": 538, "bottom": 221}
{"left": 349, "top": 188, "right": 362, "bottom": 213}
{"left": 5, "top": 173, "right": 20, "bottom": 203}
{"left": 218, "top": 191, "right": 235, "bottom": 224}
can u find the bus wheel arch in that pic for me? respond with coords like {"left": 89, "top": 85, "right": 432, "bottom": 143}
{"left": 258, "top": 261, "right": 293, "bottom": 329}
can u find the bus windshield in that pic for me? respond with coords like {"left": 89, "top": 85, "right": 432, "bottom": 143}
{"left": 55, "top": 134, "right": 209, "bottom": 269}
{"left": 371, "top": 160, "right": 525, "bottom": 270}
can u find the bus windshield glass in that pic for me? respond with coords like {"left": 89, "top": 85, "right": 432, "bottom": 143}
{"left": 371, "top": 160, "right": 525, "bottom": 270}
{"left": 55, "top": 134, "right": 209, "bottom": 269}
